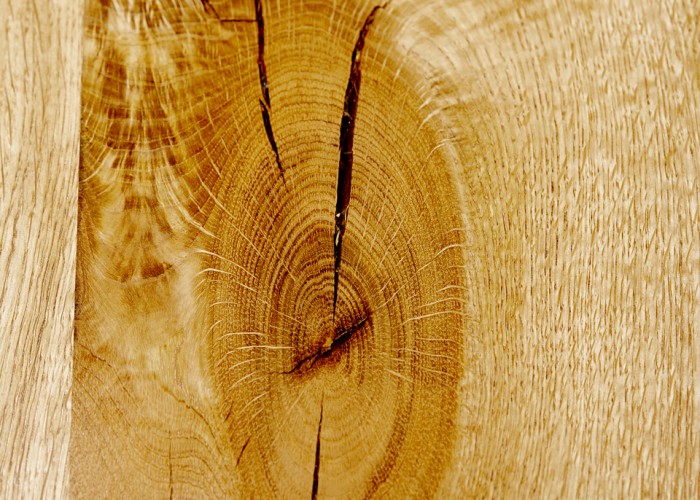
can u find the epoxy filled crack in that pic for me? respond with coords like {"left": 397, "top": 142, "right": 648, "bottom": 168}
{"left": 332, "top": 4, "right": 386, "bottom": 319}
{"left": 255, "top": 0, "right": 284, "bottom": 178}
{"left": 311, "top": 402, "right": 323, "bottom": 500}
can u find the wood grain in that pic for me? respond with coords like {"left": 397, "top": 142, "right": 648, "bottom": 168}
{"left": 64, "top": 0, "right": 700, "bottom": 497}
{"left": 0, "top": 0, "right": 83, "bottom": 497}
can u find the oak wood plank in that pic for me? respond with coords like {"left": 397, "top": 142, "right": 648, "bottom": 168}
{"left": 0, "top": 0, "right": 83, "bottom": 497}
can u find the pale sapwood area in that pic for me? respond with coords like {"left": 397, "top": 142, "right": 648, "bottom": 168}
{"left": 0, "top": 0, "right": 698, "bottom": 498}
{"left": 0, "top": 0, "right": 82, "bottom": 498}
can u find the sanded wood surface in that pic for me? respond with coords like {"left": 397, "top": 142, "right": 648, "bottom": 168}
{"left": 0, "top": 0, "right": 83, "bottom": 497}
{"left": 0, "top": 0, "right": 697, "bottom": 497}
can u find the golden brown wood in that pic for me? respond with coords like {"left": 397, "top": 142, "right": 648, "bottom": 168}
{"left": 72, "top": 0, "right": 699, "bottom": 498}
{"left": 0, "top": 0, "right": 82, "bottom": 497}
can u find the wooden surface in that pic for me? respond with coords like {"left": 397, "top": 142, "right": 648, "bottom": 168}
{"left": 75, "top": 1, "right": 470, "bottom": 496}
{"left": 0, "top": 0, "right": 83, "bottom": 497}
{"left": 1, "top": 0, "right": 698, "bottom": 497}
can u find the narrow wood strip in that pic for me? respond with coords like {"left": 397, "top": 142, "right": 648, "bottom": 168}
{"left": 0, "top": 0, "right": 82, "bottom": 496}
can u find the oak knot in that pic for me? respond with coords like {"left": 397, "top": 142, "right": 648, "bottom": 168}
{"left": 196, "top": 6, "right": 471, "bottom": 491}
{"left": 284, "top": 310, "right": 373, "bottom": 375}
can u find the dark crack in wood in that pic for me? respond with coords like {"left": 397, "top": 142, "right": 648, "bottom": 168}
{"left": 283, "top": 316, "right": 370, "bottom": 374}
{"left": 260, "top": 99, "right": 283, "bottom": 177}
{"left": 311, "top": 402, "right": 323, "bottom": 500}
{"left": 200, "top": 0, "right": 217, "bottom": 16}
{"left": 255, "top": 0, "right": 284, "bottom": 178}
{"left": 332, "top": 4, "right": 386, "bottom": 319}
{"left": 321, "top": 316, "right": 368, "bottom": 355}
{"left": 236, "top": 436, "right": 251, "bottom": 467}
{"left": 200, "top": 0, "right": 255, "bottom": 23}
{"left": 255, "top": 0, "right": 270, "bottom": 108}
